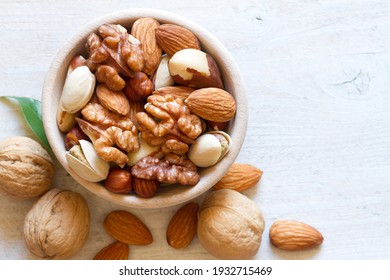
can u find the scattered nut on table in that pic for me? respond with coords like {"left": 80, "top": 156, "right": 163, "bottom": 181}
{"left": 23, "top": 188, "right": 90, "bottom": 259}
{"left": 197, "top": 189, "right": 265, "bottom": 259}
{"left": 0, "top": 136, "right": 54, "bottom": 198}
{"left": 269, "top": 220, "right": 324, "bottom": 251}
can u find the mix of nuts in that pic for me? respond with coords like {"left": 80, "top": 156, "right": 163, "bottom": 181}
{"left": 0, "top": 17, "right": 324, "bottom": 261}
{"left": 57, "top": 18, "right": 237, "bottom": 197}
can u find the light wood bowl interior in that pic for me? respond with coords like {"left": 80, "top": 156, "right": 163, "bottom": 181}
{"left": 42, "top": 9, "right": 247, "bottom": 208}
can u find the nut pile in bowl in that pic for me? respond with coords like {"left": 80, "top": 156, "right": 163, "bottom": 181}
{"left": 42, "top": 9, "right": 247, "bottom": 208}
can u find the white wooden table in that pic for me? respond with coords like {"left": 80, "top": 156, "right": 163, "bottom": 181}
{"left": 1, "top": 0, "right": 389, "bottom": 260}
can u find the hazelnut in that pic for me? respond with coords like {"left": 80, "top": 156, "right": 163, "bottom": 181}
{"left": 206, "top": 120, "right": 228, "bottom": 131}
{"left": 133, "top": 177, "right": 159, "bottom": 198}
{"left": 67, "top": 55, "right": 86, "bottom": 76}
{"left": 124, "top": 72, "right": 154, "bottom": 101}
{"left": 104, "top": 168, "right": 132, "bottom": 194}
{"left": 64, "top": 126, "right": 89, "bottom": 150}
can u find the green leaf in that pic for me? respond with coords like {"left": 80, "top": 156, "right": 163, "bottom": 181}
{"left": 0, "top": 96, "right": 50, "bottom": 150}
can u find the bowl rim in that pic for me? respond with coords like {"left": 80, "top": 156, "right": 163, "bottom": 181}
{"left": 42, "top": 8, "right": 248, "bottom": 209}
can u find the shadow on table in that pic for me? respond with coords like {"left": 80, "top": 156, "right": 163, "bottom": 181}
{"left": 269, "top": 245, "right": 323, "bottom": 260}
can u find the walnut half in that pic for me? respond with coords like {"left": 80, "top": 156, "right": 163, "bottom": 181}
{"left": 85, "top": 24, "right": 145, "bottom": 91}
{"left": 77, "top": 103, "right": 140, "bottom": 166}
{"left": 131, "top": 154, "right": 200, "bottom": 186}
{"left": 136, "top": 94, "right": 204, "bottom": 155}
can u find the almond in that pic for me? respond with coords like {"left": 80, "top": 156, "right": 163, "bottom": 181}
{"left": 156, "top": 24, "right": 201, "bottom": 57}
{"left": 153, "top": 86, "right": 195, "bottom": 100}
{"left": 185, "top": 87, "right": 236, "bottom": 122}
{"left": 104, "top": 210, "right": 153, "bottom": 245}
{"left": 133, "top": 177, "right": 159, "bottom": 198}
{"left": 214, "top": 163, "right": 263, "bottom": 192}
{"left": 269, "top": 220, "right": 324, "bottom": 250}
{"left": 93, "top": 241, "right": 129, "bottom": 260}
{"left": 131, "top": 17, "right": 162, "bottom": 75}
{"left": 96, "top": 84, "right": 130, "bottom": 115}
{"left": 126, "top": 99, "right": 145, "bottom": 126}
{"left": 166, "top": 202, "right": 199, "bottom": 249}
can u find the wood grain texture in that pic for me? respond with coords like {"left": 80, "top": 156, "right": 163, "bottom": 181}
{"left": 1, "top": 0, "right": 390, "bottom": 259}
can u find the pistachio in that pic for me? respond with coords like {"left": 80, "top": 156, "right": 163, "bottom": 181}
{"left": 209, "top": 130, "right": 231, "bottom": 161}
{"left": 188, "top": 131, "right": 232, "bottom": 167}
{"left": 66, "top": 140, "right": 109, "bottom": 182}
{"left": 60, "top": 66, "right": 96, "bottom": 113}
{"left": 56, "top": 105, "right": 78, "bottom": 133}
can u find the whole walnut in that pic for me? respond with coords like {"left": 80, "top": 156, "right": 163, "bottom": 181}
{"left": 197, "top": 189, "right": 265, "bottom": 259}
{"left": 24, "top": 188, "right": 90, "bottom": 259}
{"left": 0, "top": 136, "right": 54, "bottom": 198}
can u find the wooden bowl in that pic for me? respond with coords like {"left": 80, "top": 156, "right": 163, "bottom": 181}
{"left": 42, "top": 9, "right": 247, "bottom": 208}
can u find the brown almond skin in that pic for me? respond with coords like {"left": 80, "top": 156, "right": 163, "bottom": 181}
{"left": 153, "top": 86, "right": 195, "bottom": 100}
{"left": 93, "top": 241, "right": 129, "bottom": 260}
{"left": 214, "top": 163, "right": 263, "bottom": 192}
{"left": 269, "top": 220, "right": 324, "bottom": 250}
{"left": 185, "top": 87, "right": 236, "bottom": 122}
{"left": 156, "top": 24, "right": 201, "bottom": 57}
{"left": 96, "top": 84, "right": 130, "bottom": 115}
{"left": 127, "top": 99, "right": 145, "bottom": 126}
{"left": 131, "top": 17, "right": 162, "bottom": 75}
{"left": 166, "top": 202, "right": 199, "bottom": 249}
{"left": 104, "top": 210, "right": 153, "bottom": 245}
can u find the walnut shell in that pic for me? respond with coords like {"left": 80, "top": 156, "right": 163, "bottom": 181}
{"left": 197, "top": 189, "right": 265, "bottom": 259}
{"left": 0, "top": 136, "right": 54, "bottom": 198}
{"left": 24, "top": 188, "right": 90, "bottom": 259}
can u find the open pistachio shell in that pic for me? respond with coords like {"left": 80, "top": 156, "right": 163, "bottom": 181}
{"left": 66, "top": 141, "right": 109, "bottom": 182}
{"left": 188, "top": 131, "right": 232, "bottom": 168}
{"left": 208, "top": 130, "right": 232, "bottom": 161}
{"left": 60, "top": 66, "right": 96, "bottom": 113}
{"left": 79, "top": 140, "right": 110, "bottom": 179}
{"left": 188, "top": 134, "right": 222, "bottom": 167}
